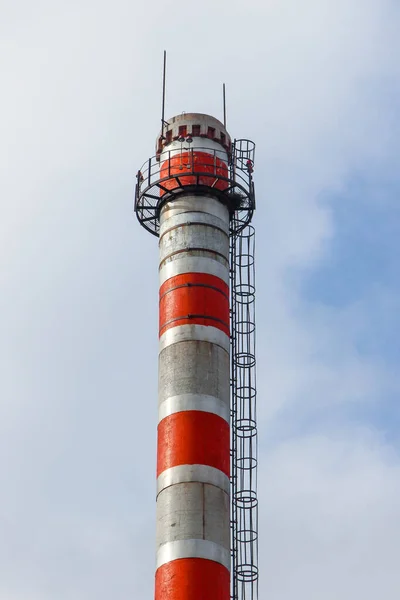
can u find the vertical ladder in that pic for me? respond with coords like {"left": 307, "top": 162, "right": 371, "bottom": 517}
{"left": 230, "top": 221, "right": 258, "bottom": 600}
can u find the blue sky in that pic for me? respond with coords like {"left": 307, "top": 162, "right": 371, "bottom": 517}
{"left": 1, "top": 0, "right": 400, "bottom": 598}
{"left": 300, "top": 173, "right": 400, "bottom": 441}
{"left": 307, "top": 176, "right": 399, "bottom": 309}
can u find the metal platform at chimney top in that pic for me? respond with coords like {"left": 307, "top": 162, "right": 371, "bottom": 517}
{"left": 134, "top": 139, "right": 256, "bottom": 237}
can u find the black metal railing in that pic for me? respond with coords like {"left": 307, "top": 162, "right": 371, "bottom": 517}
{"left": 134, "top": 142, "right": 255, "bottom": 237}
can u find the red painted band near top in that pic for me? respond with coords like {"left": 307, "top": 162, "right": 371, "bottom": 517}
{"left": 159, "top": 151, "right": 229, "bottom": 195}
{"left": 159, "top": 273, "right": 230, "bottom": 337}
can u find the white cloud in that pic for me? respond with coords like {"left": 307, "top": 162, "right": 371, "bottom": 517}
{"left": 261, "top": 431, "right": 400, "bottom": 599}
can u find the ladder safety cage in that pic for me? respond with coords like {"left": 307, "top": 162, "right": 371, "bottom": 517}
{"left": 230, "top": 139, "right": 258, "bottom": 600}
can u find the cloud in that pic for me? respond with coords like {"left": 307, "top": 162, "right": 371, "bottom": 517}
{"left": 261, "top": 430, "right": 400, "bottom": 599}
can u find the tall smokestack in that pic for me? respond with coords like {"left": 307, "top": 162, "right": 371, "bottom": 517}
{"left": 135, "top": 112, "right": 258, "bottom": 600}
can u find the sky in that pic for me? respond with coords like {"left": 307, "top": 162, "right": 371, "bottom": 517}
{"left": 1, "top": 0, "right": 399, "bottom": 598}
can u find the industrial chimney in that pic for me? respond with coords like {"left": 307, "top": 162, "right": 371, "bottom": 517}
{"left": 135, "top": 109, "right": 258, "bottom": 600}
